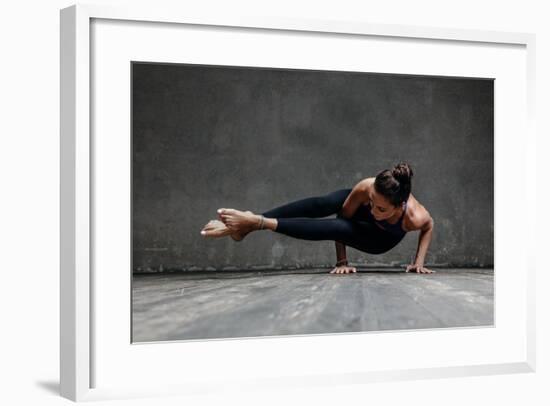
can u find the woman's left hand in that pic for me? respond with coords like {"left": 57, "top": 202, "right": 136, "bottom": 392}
{"left": 405, "top": 263, "right": 435, "bottom": 273}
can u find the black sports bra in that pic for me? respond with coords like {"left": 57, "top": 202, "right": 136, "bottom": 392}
{"left": 363, "top": 201, "right": 408, "bottom": 237}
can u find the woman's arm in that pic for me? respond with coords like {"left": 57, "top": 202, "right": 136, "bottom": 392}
{"left": 406, "top": 216, "right": 435, "bottom": 273}
{"left": 335, "top": 241, "right": 348, "bottom": 265}
{"left": 331, "top": 240, "right": 357, "bottom": 273}
{"left": 339, "top": 181, "right": 369, "bottom": 219}
{"left": 333, "top": 183, "right": 367, "bottom": 264}
{"left": 330, "top": 183, "right": 369, "bottom": 274}
{"left": 414, "top": 217, "right": 434, "bottom": 264}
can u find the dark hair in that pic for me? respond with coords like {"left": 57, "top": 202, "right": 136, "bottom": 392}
{"left": 374, "top": 162, "right": 414, "bottom": 207}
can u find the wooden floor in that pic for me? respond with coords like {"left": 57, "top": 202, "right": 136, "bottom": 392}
{"left": 131, "top": 268, "right": 494, "bottom": 343}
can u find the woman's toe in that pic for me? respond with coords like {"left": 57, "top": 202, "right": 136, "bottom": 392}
{"left": 218, "top": 208, "right": 237, "bottom": 215}
{"left": 201, "top": 221, "right": 231, "bottom": 237}
{"left": 203, "top": 220, "right": 217, "bottom": 230}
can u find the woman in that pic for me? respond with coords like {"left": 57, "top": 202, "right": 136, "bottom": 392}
{"left": 201, "top": 162, "right": 435, "bottom": 274}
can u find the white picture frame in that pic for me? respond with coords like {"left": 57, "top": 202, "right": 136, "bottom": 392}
{"left": 60, "top": 3, "right": 537, "bottom": 402}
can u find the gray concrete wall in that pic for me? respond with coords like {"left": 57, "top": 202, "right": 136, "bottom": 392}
{"left": 132, "top": 62, "right": 493, "bottom": 272}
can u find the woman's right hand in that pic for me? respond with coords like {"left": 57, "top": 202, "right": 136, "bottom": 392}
{"left": 330, "top": 265, "right": 357, "bottom": 274}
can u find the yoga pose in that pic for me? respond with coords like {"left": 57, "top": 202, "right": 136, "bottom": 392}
{"left": 201, "top": 162, "right": 435, "bottom": 274}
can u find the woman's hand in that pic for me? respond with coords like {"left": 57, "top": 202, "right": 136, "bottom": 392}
{"left": 330, "top": 265, "right": 357, "bottom": 274}
{"left": 405, "top": 263, "right": 435, "bottom": 273}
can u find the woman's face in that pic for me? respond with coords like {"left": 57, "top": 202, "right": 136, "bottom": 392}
{"left": 369, "top": 189, "right": 400, "bottom": 221}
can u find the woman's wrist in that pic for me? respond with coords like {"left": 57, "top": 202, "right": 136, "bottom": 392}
{"left": 335, "top": 258, "right": 348, "bottom": 266}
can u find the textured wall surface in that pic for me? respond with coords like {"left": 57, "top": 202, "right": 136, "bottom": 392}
{"left": 132, "top": 62, "right": 493, "bottom": 272}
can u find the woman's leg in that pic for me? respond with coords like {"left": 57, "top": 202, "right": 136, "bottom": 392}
{"left": 212, "top": 205, "right": 403, "bottom": 254}
{"left": 272, "top": 216, "right": 400, "bottom": 255}
{"left": 260, "top": 188, "right": 352, "bottom": 219}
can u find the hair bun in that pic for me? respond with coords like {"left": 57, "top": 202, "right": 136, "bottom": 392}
{"left": 392, "top": 162, "right": 413, "bottom": 184}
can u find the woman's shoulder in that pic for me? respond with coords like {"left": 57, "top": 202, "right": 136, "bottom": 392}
{"left": 359, "top": 177, "right": 375, "bottom": 191}
{"left": 403, "top": 195, "right": 432, "bottom": 232}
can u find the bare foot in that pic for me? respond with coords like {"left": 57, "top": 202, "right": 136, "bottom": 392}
{"left": 200, "top": 219, "right": 251, "bottom": 242}
{"left": 217, "top": 208, "right": 262, "bottom": 234}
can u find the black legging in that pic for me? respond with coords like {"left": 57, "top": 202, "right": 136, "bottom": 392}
{"left": 260, "top": 188, "right": 405, "bottom": 255}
